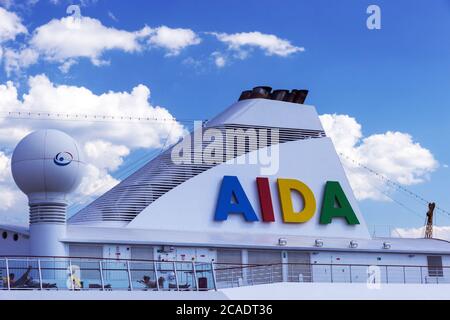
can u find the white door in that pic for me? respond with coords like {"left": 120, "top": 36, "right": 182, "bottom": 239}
{"left": 103, "top": 245, "right": 131, "bottom": 260}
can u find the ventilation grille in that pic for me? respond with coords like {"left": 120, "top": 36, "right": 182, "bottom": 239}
{"left": 30, "top": 203, "right": 66, "bottom": 224}
{"left": 69, "top": 124, "right": 326, "bottom": 224}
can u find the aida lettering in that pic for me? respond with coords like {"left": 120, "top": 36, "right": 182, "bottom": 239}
{"left": 214, "top": 176, "right": 360, "bottom": 225}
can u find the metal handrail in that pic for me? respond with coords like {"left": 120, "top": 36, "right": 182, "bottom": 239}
{"left": 1, "top": 255, "right": 450, "bottom": 269}
{"left": 1, "top": 257, "right": 449, "bottom": 292}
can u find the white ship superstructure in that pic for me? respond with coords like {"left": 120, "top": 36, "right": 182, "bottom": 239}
{"left": 1, "top": 86, "right": 449, "bottom": 299}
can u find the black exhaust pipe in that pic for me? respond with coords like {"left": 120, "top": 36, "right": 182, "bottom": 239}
{"left": 283, "top": 90, "right": 296, "bottom": 103}
{"left": 293, "top": 89, "right": 308, "bottom": 104}
{"left": 250, "top": 86, "right": 272, "bottom": 99}
{"left": 238, "top": 87, "right": 308, "bottom": 104}
{"left": 270, "top": 89, "right": 289, "bottom": 101}
{"left": 238, "top": 90, "right": 252, "bottom": 101}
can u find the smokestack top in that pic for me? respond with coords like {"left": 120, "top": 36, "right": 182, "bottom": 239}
{"left": 238, "top": 87, "right": 309, "bottom": 104}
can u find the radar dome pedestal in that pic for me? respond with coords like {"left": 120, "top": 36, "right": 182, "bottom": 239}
{"left": 11, "top": 129, "right": 85, "bottom": 257}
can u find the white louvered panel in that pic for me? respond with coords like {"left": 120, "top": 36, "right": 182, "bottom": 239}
{"left": 216, "top": 249, "right": 243, "bottom": 286}
{"left": 217, "top": 249, "right": 242, "bottom": 264}
{"left": 248, "top": 250, "right": 282, "bottom": 284}
{"left": 287, "top": 252, "right": 312, "bottom": 282}
{"left": 69, "top": 124, "right": 325, "bottom": 224}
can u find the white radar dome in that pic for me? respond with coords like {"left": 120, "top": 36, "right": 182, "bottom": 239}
{"left": 11, "top": 129, "right": 85, "bottom": 205}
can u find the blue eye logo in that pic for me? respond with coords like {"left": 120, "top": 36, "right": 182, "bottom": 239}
{"left": 54, "top": 152, "right": 73, "bottom": 166}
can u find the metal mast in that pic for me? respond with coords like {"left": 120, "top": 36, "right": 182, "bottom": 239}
{"left": 425, "top": 202, "right": 436, "bottom": 239}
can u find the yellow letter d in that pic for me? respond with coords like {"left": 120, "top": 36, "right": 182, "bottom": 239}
{"left": 277, "top": 178, "right": 316, "bottom": 223}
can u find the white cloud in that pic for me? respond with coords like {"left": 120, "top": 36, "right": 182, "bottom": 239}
{"left": 212, "top": 31, "right": 304, "bottom": 57}
{"left": 148, "top": 25, "right": 201, "bottom": 56}
{"left": 3, "top": 47, "right": 39, "bottom": 76}
{"left": 10, "top": 17, "right": 201, "bottom": 72}
{"left": 14, "top": 74, "right": 185, "bottom": 147}
{"left": 0, "top": 187, "right": 18, "bottom": 210}
{"left": 0, "top": 6, "right": 27, "bottom": 42}
{"left": 0, "top": 151, "right": 27, "bottom": 225}
{"left": 394, "top": 226, "right": 450, "bottom": 240}
{"left": 211, "top": 51, "right": 226, "bottom": 68}
{"left": 29, "top": 16, "right": 150, "bottom": 68}
{"left": 0, "top": 80, "right": 21, "bottom": 110}
{"left": 0, "top": 74, "right": 185, "bottom": 224}
{"left": 320, "top": 114, "right": 438, "bottom": 201}
{"left": 0, "top": 10, "right": 301, "bottom": 74}
{"left": 182, "top": 57, "right": 202, "bottom": 68}
{"left": 77, "top": 164, "right": 119, "bottom": 198}
{"left": 0, "top": 126, "right": 30, "bottom": 148}
{"left": 84, "top": 140, "right": 129, "bottom": 172}
{"left": 0, "top": 151, "right": 10, "bottom": 182}
{"left": 58, "top": 58, "right": 77, "bottom": 73}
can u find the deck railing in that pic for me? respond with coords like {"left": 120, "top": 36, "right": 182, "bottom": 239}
{"left": 0, "top": 256, "right": 448, "bottom": 291}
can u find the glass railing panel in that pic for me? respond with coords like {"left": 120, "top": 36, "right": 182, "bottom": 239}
{"left": 129, "top": 261, "right": 157, "bottom": 291}
{"left": 311, "top": 264, "right": 332, "bottom": 282}
{"left": 386, "top": 266, "right": 405, "bottom": 283}
{"left": 70, "top": 258, "right": 102, "bottom": 290}
{"left": 39, "top": 258, "right": 68, "bottom": 290}
{"left": 101, "top": 260, "right": 130, "bottom": 290}
{"left": 4, "top": 257, "right": 450, "bottom": 290}
{"left": 287, "top": 263, "right": 312, "bottom": 283}
{"left": 259, "top": 264, "right": 279, "bottom": 284}
{"left": 404, "top": 266, "right": 422, "bottom": 284}
{"left": 349, "top": 265, "right": 369, "bottom": 283}
{"left": 175, "top": 262, "right": 195, "bottom": 291}
{"left": 247, "top": 265, "right": 273, "bottom": 285}
{"left": 194, "top": 262, "right": 214, "bottom": 290}
{"left": 330, "top": 265, "right": 351, "bottom": 283}
{"left": 0, "top": 259, "right": 7, "bottom": 290}
{"left": 214, "top": 264, "right": 243, "bottom": 288}
{"left": 6, "top": 258, "right": 41, "bottom": 290}
{"left": 424, "top": 274, "right": 441, "bottom": 284}
{"left": 155, "top": 261, "right": 176, "bottom": 290}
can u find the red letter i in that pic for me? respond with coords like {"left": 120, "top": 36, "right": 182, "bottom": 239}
{"left": 256, "top": 177, "right": 275, "bottom": 222}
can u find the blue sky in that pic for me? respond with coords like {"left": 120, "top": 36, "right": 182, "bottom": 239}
{"left": 0, "top": 0, "right": 449, "bottom": 233}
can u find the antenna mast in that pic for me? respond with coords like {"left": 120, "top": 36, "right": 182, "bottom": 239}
{"left": 425, "top": 202, "right": 436, "bottom": 239}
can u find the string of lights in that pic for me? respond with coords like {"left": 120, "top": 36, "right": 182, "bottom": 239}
{"left": 0, "top": 110, "right": 203, "bottom": 125}
{"left": 376, "top": 185, "right": 430, "bottom": 222}
{"left": 339, "top": 152, "right": 450, "bottom": 218}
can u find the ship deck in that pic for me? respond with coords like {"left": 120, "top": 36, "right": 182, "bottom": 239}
{"left": 1, "top": 256, "right": 449, "bottom": 293}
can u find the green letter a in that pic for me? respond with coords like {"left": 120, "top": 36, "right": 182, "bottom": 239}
{"left": 320, "top": 181, "right": 360, "bottom": 225}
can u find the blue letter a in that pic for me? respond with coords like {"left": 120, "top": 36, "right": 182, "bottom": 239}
{"left": 215, "top": 176, "right": 259, "bottom": 222}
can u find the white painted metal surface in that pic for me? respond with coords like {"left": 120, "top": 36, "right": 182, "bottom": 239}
{"left": 128, "top": 138, "right": 371, "bottom": 240}
{"left": 205, "top": 99, "right": 323, "bottom": 131}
